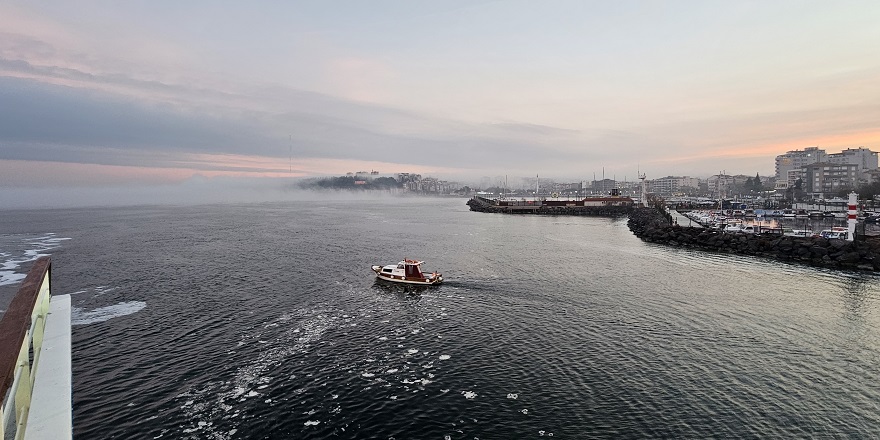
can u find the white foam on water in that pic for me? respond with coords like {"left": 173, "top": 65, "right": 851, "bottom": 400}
{"left": 72, "top": 301, "right": 147, "bottom": 326}
{"left": 0, "top": 271, "right": 26, "bottom": 287}
{"left": 507, "top": 393, "right": 518, "bottom": 399}
{"left": 521, "top": 409, "right": 529, "bottom": 414}
{"left": 304, "top": 420, "right": 320, "bottom": 426}
{"left": 93, "top": 286, "right": 120, "bottom": 296}
{"left": 175, "top": 290, "right": 462, "bottom": 436}
{"left": 177, "top": 310, "right": 332, "bottom": 439}
{"left": 439, "top": 355, "right": 451, "bottom": 360}
{"left": 0, "top": 233, "right": 70, "bottom": 286}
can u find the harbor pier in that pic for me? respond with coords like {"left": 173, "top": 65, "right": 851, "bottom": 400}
{"left": 467, "top": 195, "right": 634, "bottom": 216}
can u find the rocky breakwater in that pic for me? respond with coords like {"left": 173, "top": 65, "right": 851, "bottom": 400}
{"left": 628, "top": 208, "right": 880, "bottom": 272}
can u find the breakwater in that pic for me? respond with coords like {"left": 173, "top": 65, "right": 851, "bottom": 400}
{"left": 466, "top": 196, "right": 632, "bottom": 216}
{"left": 628, "top": 208, "right": 880, "bottom": 272}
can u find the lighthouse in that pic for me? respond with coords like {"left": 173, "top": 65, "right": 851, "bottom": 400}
{"left": 847, "top": 191, "right": 857, "bottom": 242}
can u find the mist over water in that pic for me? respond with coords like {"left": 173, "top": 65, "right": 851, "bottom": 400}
{"left": 0, "top": 176, "right": 413, "bottom": 209}
{"left": 2, "top": 198, "right": 879, "bottom": 438}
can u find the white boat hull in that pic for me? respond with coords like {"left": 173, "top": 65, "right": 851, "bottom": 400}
{"left": 371, "top": 264, "right": 443, "bottom": 285}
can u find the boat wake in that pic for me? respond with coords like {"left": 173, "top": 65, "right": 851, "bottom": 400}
{"left": 174, "top": 309, "right": 333, "bottom": 439}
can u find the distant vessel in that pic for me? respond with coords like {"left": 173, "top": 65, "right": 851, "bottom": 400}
{"left": 371, "top": 259, "right": 443, "bottom": 285}
{"left": 786, "top": 227, "right": 814, "bottom": 238}
{"left": 819, "top": 227, "right": 849, "bottom": 240}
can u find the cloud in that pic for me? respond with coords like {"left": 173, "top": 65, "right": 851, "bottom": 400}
{"left": 0, "top": 73, "right": 600, "bottom": 177}
{"left": 2, "top": 0, "right": 880, "bottom": 193}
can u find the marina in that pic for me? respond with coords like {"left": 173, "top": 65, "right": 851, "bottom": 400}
{"left": 678, "top": 210, "right": 854, "bottom": 237}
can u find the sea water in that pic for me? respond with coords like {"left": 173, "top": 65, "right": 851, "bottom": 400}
{"left": 1, "top": 198, "right": 879, "bottom": 438}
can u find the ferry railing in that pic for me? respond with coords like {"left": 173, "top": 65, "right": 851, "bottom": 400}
{"left": 0, "top": 257, "right": 70, "bottom": 440}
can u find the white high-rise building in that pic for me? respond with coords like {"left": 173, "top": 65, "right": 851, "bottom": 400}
{"left": 775, "top": 147, "right": 826, "bottom": 187}
{"left": 827, "top": 147, "right": 878, "bottom": 183}
{"left": 649, "top": 176, "right": 700, "bottom": 196}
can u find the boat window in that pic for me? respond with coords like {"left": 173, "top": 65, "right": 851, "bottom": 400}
{"left": 382, "top": 268, "right": 393, "bottom": 273}
{"left": 397, "top": 264, "right": 404, "bottom": 269}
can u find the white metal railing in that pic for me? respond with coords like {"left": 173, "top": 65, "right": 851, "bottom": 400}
{"left": 0, "top": 257, "right": 57, "bottom": 440}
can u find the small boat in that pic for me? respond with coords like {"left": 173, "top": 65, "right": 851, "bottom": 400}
{"left": 371, "top": 259, "right": 443, "bottom": 285}
{"left": 786, "top": 228, "right": 814, "bottom": 238}
{"left": 723, "top": 223, "right": 743, "bottom": 233}
{"left": 819, "top": 227, "right": 849, "bottom": 240}
{"left": 740, "top": 225, "right": 758, "bottom": 234}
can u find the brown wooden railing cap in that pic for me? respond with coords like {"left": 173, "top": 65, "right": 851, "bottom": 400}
{"left": 0, "top": 256, "right": 51, "bottom": 403}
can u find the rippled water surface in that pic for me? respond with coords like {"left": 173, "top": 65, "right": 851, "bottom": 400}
{"left": 2, "top": 197, "right": 880, "bottom": 438}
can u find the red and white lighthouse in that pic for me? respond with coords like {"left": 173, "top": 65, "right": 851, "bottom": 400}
{"left": 847, "top": 191, "right": 857, "bottom": 242}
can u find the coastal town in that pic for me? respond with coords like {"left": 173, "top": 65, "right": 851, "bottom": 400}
{"left": 313, "top": 146, "right": 880, "bottom": 208}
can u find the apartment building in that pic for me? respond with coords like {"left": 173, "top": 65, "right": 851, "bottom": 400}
{"left": 775, "top": 147, "right": 826, "bottom": 186}
{"left": 802, "top": 162, "right": 859, "bottom": 196}
{"left": 649, "top": 176, "right": 700, "bottom": 196}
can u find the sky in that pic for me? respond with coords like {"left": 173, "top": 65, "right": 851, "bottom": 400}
{"left": 2, "top": 0, "right": 880, "bottom": 207}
